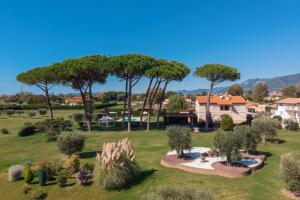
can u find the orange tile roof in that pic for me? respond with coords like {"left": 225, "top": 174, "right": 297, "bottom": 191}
{"left": 196, "top": 95, "right": 246, "bottom": 105}
{"left": 246, "top": 101, "right": 258, "bottom": 107}
{"left": 276, "top": 98, "right": 300, "bottom": 104}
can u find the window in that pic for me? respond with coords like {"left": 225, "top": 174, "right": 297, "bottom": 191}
{"left": 220, "top": 106, "right": 230, "bottom": 111}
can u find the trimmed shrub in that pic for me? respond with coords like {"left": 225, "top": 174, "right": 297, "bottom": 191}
{"left": 273, "top": 115, "right": 283, "bottom": 122}
{"left": 252, "top": 116, "right": 278, "bottom": 144}
{"left": 57, "top": 132, "right": 85, "bottom": 156}
{"left": 8, "top": 165, "right": 24, "bottom": 182}
{"left": 284, "top": 119, "right": 299, "bottom": 131}
{"left": 38, "top": 109, "right": 47, "bottom": 117}
{"left": 280, "top": 152, "right": 300, "bottom": 193}
{"left": 77, "top": 169, "right": 89, "bottom": 185}
{"left": 220, "top": 114, "right": 234, "bottom": 131}
{"left": 31, "top": 190, "right": 47, "bottom": 200}
{"left": 18, "top": 125, "right": 36, "bottom": 137}
{"left": 82, "top": 162, "right": 95, "bottom": 173}
{"left": 64, "top": 154, "right": 80, "bottom": 177}
{"left": 6, "top": 110, "right": 15, "bottom": 117}
{"left": 38, "top": 167, "right": 47, "bottom": 186}
{"left": 167, "top": 126, "right": 192, "bottom": 158}
{"left": 94, "top": 138, "right": 139, "bottom": 190}
{"left": 15, "top": 110, "right": 24, "bottom": 116}
{"left": 73, "top": 113, "right": 85, "bottom": 122}
{"left": 46, "top": 162, "right": 62, "bottom": 181}
{"left": 24, "top": 165, "right": 34, "bottom": 183}
{"left": 1, "top": 128, "right": 10, "bottom": 134}
{"left": 28, "top": 111, "right": 37, "bottom": 118}
{"left": 142, "top": 184, "right": 214, "bottom": 200}
{"left": 57, "top": 172, "right": 67, "bottom": 187}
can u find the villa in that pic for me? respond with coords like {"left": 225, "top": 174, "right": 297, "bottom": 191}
{"left": 272, "top": 98, "right": 300, "bottom": 125}
{"left": 195, "top": 95, "right": 247, "bottom": 124}
{"left": 65, "top": 96, "right": 83, "bottom": 106}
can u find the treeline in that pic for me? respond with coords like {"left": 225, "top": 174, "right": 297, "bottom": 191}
{"left": 0, "top": 102, "right": 117, "bottom": 111}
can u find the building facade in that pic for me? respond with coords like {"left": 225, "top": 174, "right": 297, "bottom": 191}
{"left": 195, "top": 95, "right": 247, "bottom": 124}
{"left": 273, "top": 98, "right": 300, "bottom": 125}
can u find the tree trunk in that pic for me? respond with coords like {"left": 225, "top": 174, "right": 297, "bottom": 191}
{"left": 147, "top": 79, "right": 161, "bottom": 131}
{"left": 140, "top": 77, "right": 154, "bottom": 127}
{"left": 122, "top": 78, "right": 128, "bottom": 129}
{"left": 205, "top": 82, "right": 214, "bottom": 131}
{"left": 44, "top": 84, "right": 53, "bottom": 120}
{"left": 156, "top": 81, "right": 168, "bottom": 128}
{"left": 88, "top": 83, "right": 93, "bottom": 124}
{"left": 127, "top": 78, "right": 132, "bottom": 132}
{"left": 80, "top": 89, "right": 91, "bottom": 132}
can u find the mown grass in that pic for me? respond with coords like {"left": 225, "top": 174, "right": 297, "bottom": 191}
{"left": 0, "top": 111, "right": 299, "bottom": 199}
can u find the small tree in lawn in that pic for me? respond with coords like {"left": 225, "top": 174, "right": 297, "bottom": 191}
{"left": 214, "top": 130, "right": 242, "bottom": 165}
{"left": 28, "top": 111, "right": 36, "bottom": 118}
{"left": 194, "top": 64, "right": 240, "bottom": 131}
{"left": 6, "top": 110, "right": 15, "bottom": 117}
{"left": 38, "top": 109, "right": 47, "bottom": 117}
{"left": 234, "top": 125, "right": 259, "bottom": 154}
{"left": 166, "top": 95, "right": 188, "bottom": 113}
{"left": 167, "top": 126, "right": 192, "bottom": 158}
{"left": 220, "top": 114, "right": 234, "bottom": 131}
{"left": 252, "top": 116, "right": 278, "bottom": 144}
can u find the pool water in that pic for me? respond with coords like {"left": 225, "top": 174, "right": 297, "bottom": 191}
{"left": 185, "top": 152, "right": 201, "bottom": 159}
{"left": 236, "top": 158, "right": 258, "bottom": 166}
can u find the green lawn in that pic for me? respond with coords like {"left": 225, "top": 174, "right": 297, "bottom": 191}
{"left": 0, "top": 111, "right": 299, "bottom": 199}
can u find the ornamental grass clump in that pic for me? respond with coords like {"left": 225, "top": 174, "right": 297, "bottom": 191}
{"left": 94, "top": 137, "right": 139, "bottom": 190}
{"left": 8, "top": 165, "right": 24, "bottom": 182}
{"left": 280, "top": 152, "right": 300, "bottom": 194}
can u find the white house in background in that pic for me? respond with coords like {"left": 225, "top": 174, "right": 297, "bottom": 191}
{"left": 273, "top": 98, "right": 300, "bottom": 125}
{"left": 195, "top": 95, "right": 247, "bottom": 124}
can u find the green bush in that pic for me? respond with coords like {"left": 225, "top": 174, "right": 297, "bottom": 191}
{"left": 234, "top": 125, "right": 259, "bottom": 153}
{"left": 220, "top": 114, "right": 234, "bottom": 131}
{"left": 214, "top": 130, "right": 242, "bottom": 165}
{"left": 57, "top": 132, "right": 85, "bottom": 156}
{"left": 284, "top": 119, "right": 299, "bottom": 131}
{"left": 31, "top": 190, "right": 47, "bottom": 200}
{"left": 142, "top": 184, "right": 214, "bottom": 200}
{"left": 273, "top": 115, "right": 282, "bottom": 122}
{"left": 24, "top": 165, "right": 34, "bottom": 183}
{"left": 6, "top": 110, "right": 15, "bottom": 117}
{"left": 167, "top": 126, "right": 192, "bottom": 158}
{"left": 28, "top": 111, "right": 37, "bottom": 118}
{"left": 18, "top": 125, "right": 37, "bottom": 137}
{"left": 1, "top": 128, "right": 10, "bottom": 134}
{"left": 64, "top": 154, "right": 80, "bottom": 177}
{"left": 57, "top": 172, "right": 67, "bottom": 187}
{"left": 73, "top": 113, "right": 85, "bottom": 122}
{"left": 15, "top": 110, "right": 24, "bottom": 116}
{"left": 38, "top": 109, "right": 47, "bottom": 116}
{"left": 166, "top": 95, "right": 188, "bottom": 113}
{"left": 280, "top": 152, "right": 300, "bottom": 193}
{"left": 38, "top": 167, "right": 47, "bottom": 186}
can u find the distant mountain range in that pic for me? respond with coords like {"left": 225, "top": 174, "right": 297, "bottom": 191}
{"left": 177, "top": 73, "right": 300, "bottom": 95}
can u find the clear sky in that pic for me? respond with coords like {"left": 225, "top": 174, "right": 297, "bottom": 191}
{"left": 0, "top": 0, "right": 300, "bottom": 94}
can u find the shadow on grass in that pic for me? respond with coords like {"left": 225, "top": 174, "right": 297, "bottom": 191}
{"left": 266, "top": 138, "right": 286, "bottom": 144}
{"left": 129, "top": 168, "right": 158, "bottom": 188}
{"left": 79, "top": 151, "right": 100, "bottom": 159}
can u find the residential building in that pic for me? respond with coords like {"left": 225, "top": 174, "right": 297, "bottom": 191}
{"left": 65, "top": 96, "right": 83, "bottom": 106}
{"left": 273, "top": 98, "right": 300, "bottom": 125}
{"left": 195, "top": 95, "right": 247, "bottom": 124}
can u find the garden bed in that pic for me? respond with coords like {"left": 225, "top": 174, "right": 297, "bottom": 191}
{"left": 282, "top": 189, "right": 300, "bottom": 200}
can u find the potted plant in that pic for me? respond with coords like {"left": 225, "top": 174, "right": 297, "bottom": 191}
{"left": 200, "top": 152, "right": 208, "bottom": 163}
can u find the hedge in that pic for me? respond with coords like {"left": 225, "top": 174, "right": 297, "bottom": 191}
{"left": 0, "top": 102, "right": 117, "bottom": 111}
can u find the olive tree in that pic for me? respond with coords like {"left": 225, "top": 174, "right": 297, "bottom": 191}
{"left": 54, "top": 55, "right": 109, "bottom": 132}
{"left": 252, "top": 116, "right": 278, "bottom": 144}
{"left": 253, "top": 82, "right": 268, "bottom": 102}
{"left": 167, "top": 126, "right": 192, "bottom": 158}
{"left": 194, "top": 64, "right": 240, "bottom": 131}
{"left": 227, "top": 83, "right": 243, "bottom": 96}
{"left": 234, "top": 125, "right": 259, "bottom": 153}
{"left": 17, "top": 66, "right": 57, "bottom": 119}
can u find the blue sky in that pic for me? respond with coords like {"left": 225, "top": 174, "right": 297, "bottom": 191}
{"left": 0, "top": 0, "right": 300, "bottom": 94}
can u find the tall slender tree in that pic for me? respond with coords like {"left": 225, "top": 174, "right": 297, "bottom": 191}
{"left": 17, "top": 66, "right": 57, "bottom": 119}
{"left": 54, "top": 55, "right": 109, "bottom": 132}
{"left": 110, "top": 54, "right": 157, "bottom": 132}
{"left": 194, "top": 64, "right": 240, "bottom": 131}
{"left": 156, "top": 61, "right": 190, "bottom": 128}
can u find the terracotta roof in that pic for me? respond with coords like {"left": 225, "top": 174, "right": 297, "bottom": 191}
{"left": 276, "top": 98, "right": 300, "bottom": 104}
{"left": 196, "top": 95, "right": 246, "bottom": 105}
{"left": 246, "top": 101, "right": 258, "bottom": 107}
